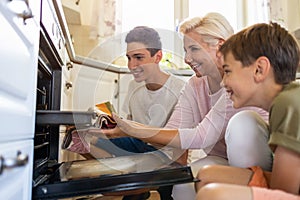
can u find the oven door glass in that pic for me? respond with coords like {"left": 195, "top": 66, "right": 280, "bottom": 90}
{"left": 32, "top": 152, "right": 196, "bottom": 199}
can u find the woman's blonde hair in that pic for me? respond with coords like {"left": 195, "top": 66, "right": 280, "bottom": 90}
{"left": 179, "top": 12, "right": 234, "bottom": 46}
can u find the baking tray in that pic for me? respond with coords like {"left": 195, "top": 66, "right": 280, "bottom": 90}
{"left": 32, "top": 152, "right": 197, "bottom": 199}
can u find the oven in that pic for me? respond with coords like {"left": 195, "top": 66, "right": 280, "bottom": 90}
{"left": 31, "top": 0, "right": 195, "bottom": 199}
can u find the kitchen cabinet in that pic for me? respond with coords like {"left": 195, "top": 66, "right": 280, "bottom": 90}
{"left": 0, "top": 0, "right": 40, "bottom": 199}
{"left": 61, "top": 54, "right": 74, "bottom": 111}
{"left": 118, "top": 73, "right": 134, "bottom": 117}
{"left": 0, "top": 0, "right": 40, "bottom": 140}
{"left": 71, "top": 63, "right": 120, "bottom": 112}
{"left": 0, "top": 140, "right": 34, "bottom": 199}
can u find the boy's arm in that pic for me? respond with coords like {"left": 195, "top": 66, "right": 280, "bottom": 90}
{"left": 270, "top": 145, "right": 300, "bottom": 194}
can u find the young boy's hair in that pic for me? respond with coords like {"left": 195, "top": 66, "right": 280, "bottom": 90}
{"left": 220, "top": 22, "right": 300, "bottom": 84}
{"left": 125, "top": 26, "right": 162, "bottom": 56}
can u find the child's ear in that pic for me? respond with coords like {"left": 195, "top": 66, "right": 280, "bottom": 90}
{"left": 254, "top": 56, "right": 270, "bottom": 82}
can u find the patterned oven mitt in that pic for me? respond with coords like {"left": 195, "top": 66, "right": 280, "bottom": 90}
{"left": 62, "top": 101, "right": 117, "bottom": 154}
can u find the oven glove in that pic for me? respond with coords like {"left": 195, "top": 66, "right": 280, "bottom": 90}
{"left": 94, "top": 114, "right": 117, "bottom": 129}
{"left": 62, "top": 114, "right": 117, "bottom": 154}
{"left": 66, "top": 128, "right": 92, "bottom": 154}
{"left": 62, "top": 126, "right": 76, "bottom": 149}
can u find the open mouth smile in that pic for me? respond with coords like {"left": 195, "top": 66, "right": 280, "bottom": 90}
{"left": 130, "top": 68, "right": 143, "bottom": 75}
{"left": 191, "top": 63, "right": 202, "bottom": 71}
{"left": 226, "top": 89, "right": 233, "bottom": 98}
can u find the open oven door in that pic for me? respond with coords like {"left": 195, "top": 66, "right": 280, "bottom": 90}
{"left": 32, "top": 152, "right": 196, "bottom": 199}
{"left": 32, "top": 111, "right": 197, "bottom": 200}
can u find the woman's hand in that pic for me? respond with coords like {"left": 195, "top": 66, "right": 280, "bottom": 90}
{"left": 114, "top": 113, "right": 149, "bottom": 130}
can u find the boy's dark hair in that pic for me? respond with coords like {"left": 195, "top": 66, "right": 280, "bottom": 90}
{"left": 220, "top": 22, "right": 300, "bottom": 84}
{"left": 125, "top": 26, "right": 162, "bottom": 57}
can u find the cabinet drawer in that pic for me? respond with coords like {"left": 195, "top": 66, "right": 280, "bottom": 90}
{"left": 0, "top": 140, "right": 34, "bottom": 200}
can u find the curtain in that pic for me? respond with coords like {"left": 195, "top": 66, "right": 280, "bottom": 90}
{"left": 240, "top": 0, "right": 270, "bottom": 28}
{"left": 89, "top": 0, "right": 121, "bottom": 40}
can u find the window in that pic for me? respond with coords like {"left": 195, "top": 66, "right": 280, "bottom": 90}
{"left": 189, "top": 0, "right": 238, "bottom": 31}
{"left": 121, "top": 0, "right": 174, "bottom": 32}
{"left": 189, "top": 0, "right": 270, "bottom": 31}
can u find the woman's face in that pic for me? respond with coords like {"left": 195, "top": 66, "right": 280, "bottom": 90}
{"left": 183, "top": 31, "right": 223, "bottom": 79}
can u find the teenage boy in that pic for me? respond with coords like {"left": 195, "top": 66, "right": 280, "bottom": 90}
{"left": 92, "top": 26, "right": 186, "bottom": 200}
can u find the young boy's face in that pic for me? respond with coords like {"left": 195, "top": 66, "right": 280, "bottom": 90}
{"left": 126, "top": 42, "right": 160, "bottom": 83}
{"left": 222, "top": 51, "right": 258, "bottom": 108}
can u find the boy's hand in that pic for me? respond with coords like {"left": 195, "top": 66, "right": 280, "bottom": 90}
{"left": 100, "top": 126, "right": 127, "bottom": 139}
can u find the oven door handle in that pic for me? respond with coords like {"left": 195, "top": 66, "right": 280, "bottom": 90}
{"left": 0, "top": 151, "right": 29, "bottom": 175}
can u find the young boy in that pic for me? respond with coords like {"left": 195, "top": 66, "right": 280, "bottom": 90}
{"left": 196, "top": 22, "right": 300, "bottom": 199}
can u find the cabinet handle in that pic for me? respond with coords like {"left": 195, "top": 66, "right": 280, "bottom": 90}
{"left": 0, "top": 151, "right": 29, "bottom": 175}
{"left": 65, "top": 81, "right": 73, "bottom": 89}
{"left": 113, "top": 79, "right": 119, "bottom": 99}
{"left": 66, "top": 62, "right": 73, "bottom": 70}
{"left": 8, "top": 0, "right": 34, "bottom": 24}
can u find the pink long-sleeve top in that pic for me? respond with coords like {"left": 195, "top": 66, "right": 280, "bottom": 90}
{"left": 165, "top": 75, "right": 268, "bottom": 159}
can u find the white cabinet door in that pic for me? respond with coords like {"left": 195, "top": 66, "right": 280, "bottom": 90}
{"left": 118, "top": 73, "right": 133, "bottom": 117}
{"left": 61, "top": 55, "right": 73, "bottom": 110}
{"left": 0, "top": 0, "right": 40, "bottom": 141}
{"left": 0, "top": 140, "right": 34, "bottom": 200}
{"left": 71, "top": 64, "right": 119, "bottom": 112}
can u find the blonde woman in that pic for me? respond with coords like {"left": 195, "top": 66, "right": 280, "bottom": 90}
{"left": 102, "top": 13, "right": 273, "bottom": 200}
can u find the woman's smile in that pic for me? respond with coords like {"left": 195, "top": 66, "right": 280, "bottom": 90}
{"left": 190, "top": 63, "right": 203, "bottom": 77}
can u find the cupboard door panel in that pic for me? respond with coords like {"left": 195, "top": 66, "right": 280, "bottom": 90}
{"left": 0, "top": 1, "right": 40, "bottom": 140}
{"left": 72, "top": 64, "right": 119, "bottom": 112}
{"left": 0, "top": 140, "right": 34, "bottom": 200}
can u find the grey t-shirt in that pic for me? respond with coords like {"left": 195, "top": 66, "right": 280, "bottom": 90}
{"left": 122, "top": 74, "right": 186, "bottom": 127}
